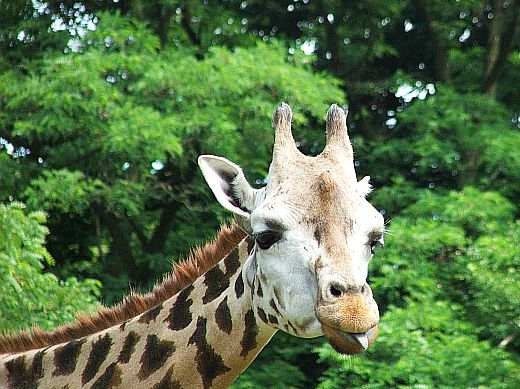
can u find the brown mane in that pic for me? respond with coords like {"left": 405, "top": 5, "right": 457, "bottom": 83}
{"left": 0, "top": 223, "right": 247, "bottom": 354}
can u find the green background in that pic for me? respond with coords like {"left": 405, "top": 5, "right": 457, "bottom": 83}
{"left": 1, "top": 1, "right": 519, "bottom": 387}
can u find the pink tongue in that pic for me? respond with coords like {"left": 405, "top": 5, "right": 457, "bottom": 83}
{"left": 350, "top": 332, "right": 369, "bottom": 350}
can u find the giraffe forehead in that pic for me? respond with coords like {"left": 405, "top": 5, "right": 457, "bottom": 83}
{"left": 257, "top": 170, "right": 358, "bottom": 232}
{"left": 273, "top": 159, "right": 354, "bottom": 201}
{"left": 268, "top": 150, "right": 353, "bottom": 185}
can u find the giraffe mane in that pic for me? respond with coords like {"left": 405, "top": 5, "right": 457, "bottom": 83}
{"left": 0, "top": 222, "right": 247, "bottom": 354}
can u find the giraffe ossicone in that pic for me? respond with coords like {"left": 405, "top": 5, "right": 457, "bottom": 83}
{"left": 0, "top": 103, "right": 385, "bottom": 388}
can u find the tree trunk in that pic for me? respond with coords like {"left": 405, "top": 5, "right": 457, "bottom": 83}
{"left": 482, "top": 0, "right": 519, "bottom": 97}
{"left": 416, "top": 0, "right": 450, "bottom": 82}
{"left": 144, "top": 201, "right": 182, "bottom": 253}
{"left": 99, "top": 211, "right": 140, "bottom": 281}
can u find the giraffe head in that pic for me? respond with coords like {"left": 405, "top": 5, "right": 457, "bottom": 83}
{"left": 199, "top": 103, "right": 384, "bottom": 354}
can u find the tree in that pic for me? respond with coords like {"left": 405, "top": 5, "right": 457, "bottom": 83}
{"left": 0, "top": 12, "right": 344, "bottom": 302}
{"left": 315, "top": 188, "right": 520, "bottom": 387}
{"left": 1, "top": 1, "right": 518, "bottom": 387}
{"left": 0, "top": 202, "right": 100, "bottom": 333}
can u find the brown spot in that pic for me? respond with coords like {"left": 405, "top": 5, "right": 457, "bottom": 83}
{"left": 273, "top": 286, "right": 285, "bottom": 309}
{"left": 5, "top": 352, "right": 44, "bottom": 389}
{"left": 256, "top": 281, "right": 263, "bottom": 297}
{"left": 268, "top": 314, "right": 279, "bottom": 325}
{"left": 257, "top": 307, "right": 268, "bottom": 324}
{"left": 202, "top": 266, "right": 229, "bottom": 304}
{"left": 166, "top": 284, "right": 194, "bottom": 331}
{"left": 31, "top": 350, "right": 46, "bottom": 377}
{"left": 52, "top": 338, "right": 85, "bottom": 376}
{"left": 91, "top": 362, "right": 122, "bottom": 389}
{"left": 264, "top": 219, "right": 286, "bottom": 232}
{"left": 82, "top": 333, "right": 112, "bottom": 384}
{"left": 138, "top": 303, "right": 163, "bottom": 324}
{"left": 318, "top": 171, "right": 337, "bottom": 199}
{"left": 258, "top": 270, "right": 267, "bottom": 284}
{"left": 118, "top": 331, "right": 140, "bottom": 364}
{"left": 240, "top": 309, "right": 258, "bottom": 357}
{"left": 119, "top": 321, "right": 128, "bottom": 332}
{"left": 215, "top": 297, "right": 232, "bottom": 334}
{"left": 269, "top": 298, "right": 281, "bottom": 316}
{"left": 188, "top": 316, "right": 231, "bottom": 389}
{"left": 297, "top": 316, "right": 316, "bottom": 332}
{"left": 224, "top": 248, "right": 240, "bottom": 277}
{"left": 152, "top": 366, "right": 183, "bottom": 389}
{"left": 287, "top": 321, "right": 299, "bottom": 334}
{"left": 32, "top": 350, "right": 45, "bottom": 380}
{"left": 314, "top": 226, "right": 321, "bottom": 244}
{"left": 138, "top": 335, "right": 176, "bottom": 380}
{"left": 235, "top": 272, "right": 245, "bottom": 299}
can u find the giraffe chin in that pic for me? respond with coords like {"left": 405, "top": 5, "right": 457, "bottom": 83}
{"left": 322, "top": 324, "right": 378, "bottom": 355}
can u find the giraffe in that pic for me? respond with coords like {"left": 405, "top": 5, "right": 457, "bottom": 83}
{"left": 0, "top": 103, "right": 385, "bottom": 388}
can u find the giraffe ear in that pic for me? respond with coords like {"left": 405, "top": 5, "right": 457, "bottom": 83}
{"left": 198, "top": 155, "right": 262, "bottom": 219}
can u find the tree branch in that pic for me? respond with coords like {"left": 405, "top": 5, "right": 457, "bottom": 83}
{"left": 144, "top": 156, "right": 198, "bottom": 254}
{"left": 127, "top": 215, "right": 148, "bottom": 247}
{"left": 144, "top": 201, "right": 182, "bottom": 254}
{"left": 157, "top": 3, "right": 174, "bottom": 48}
{"left": 180, "top": 6, "right": 202, "bottom": 48}
{"left": 317, "top": 1, "right": 341, "bottom": 75}
{"left": 99, "top": 210, "right": 140, "bottom": 281}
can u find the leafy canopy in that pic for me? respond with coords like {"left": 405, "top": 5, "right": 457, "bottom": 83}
{"left": 0, "top": 203, "right": 101, "bottom": 334}
{"left": 1, "top": 1, "right": 519, "bottom": 388}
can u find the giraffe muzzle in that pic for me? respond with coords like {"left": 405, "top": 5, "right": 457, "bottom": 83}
{"left": 316, "top": 290, "right": 380, "bottom": 354}
{"left": 321, "top": 324, "right": 379, "bottom": 354}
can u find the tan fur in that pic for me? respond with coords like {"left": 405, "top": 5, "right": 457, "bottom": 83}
{"left": 317, "top": 293, "right": 379, "bottom": 333}
{"left": 0, "top": 223, "right": 246, "bottom": 354}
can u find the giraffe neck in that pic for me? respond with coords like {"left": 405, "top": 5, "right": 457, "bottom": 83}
{"left": 0, "top": 238, "right": 278, "bottom": 389}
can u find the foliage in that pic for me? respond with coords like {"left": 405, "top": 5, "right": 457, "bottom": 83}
{"left": 317, "top": 297, "right": 519, "bottom": 388}
{"left": 0, "top": 203, "right": 101, "bottom": 333}
{"left": 316, "top": 187, "right": 520, "bottom": 387}
{"left": 0, "top": 12, "right": 344, "bottom": 303}
{"left": 1, "top": 1, "right": 519, "bottom": 388}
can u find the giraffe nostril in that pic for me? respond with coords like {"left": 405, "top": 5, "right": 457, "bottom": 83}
{"left": 329, "top": 283, "right": 345, "bottom": 298}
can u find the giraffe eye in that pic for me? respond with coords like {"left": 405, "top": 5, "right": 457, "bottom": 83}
{"left": 255, "top": 231, "right": 281, "bottom": 250}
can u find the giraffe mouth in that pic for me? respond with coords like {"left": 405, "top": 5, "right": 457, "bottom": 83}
{"left": 321, "top": 324, "right": 378, "bottom": 355}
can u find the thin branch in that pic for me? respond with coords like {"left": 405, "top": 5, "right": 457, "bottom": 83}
{"left": 90, "top": 207, "right": 105, "bottom": 261}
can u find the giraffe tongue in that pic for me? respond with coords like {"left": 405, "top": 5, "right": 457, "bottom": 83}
{"left": 348, "top": 332, "right": 369, "bottom": 350}
{"left": 333, "top": 330, "right": 369, "bottom": 350}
